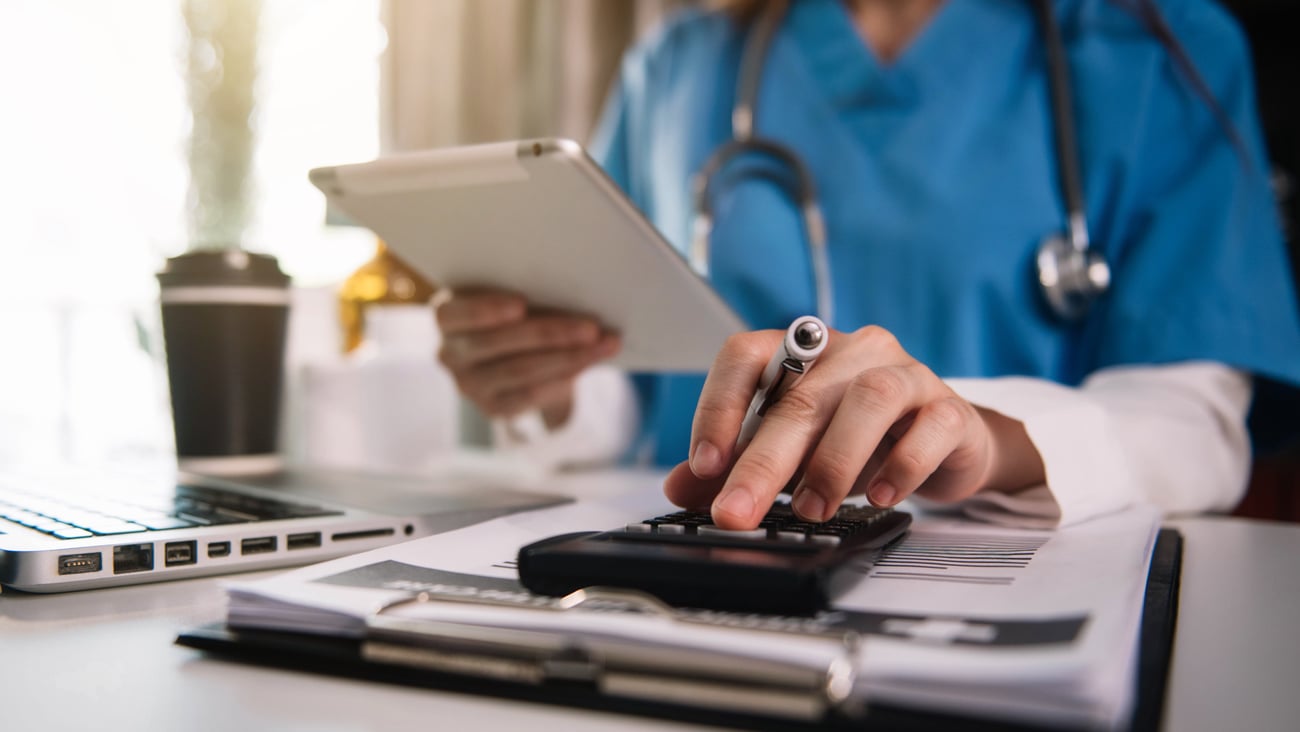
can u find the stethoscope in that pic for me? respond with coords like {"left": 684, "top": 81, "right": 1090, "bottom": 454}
{"left": 689, "top": 0, "right": 1111, "bottom": 324}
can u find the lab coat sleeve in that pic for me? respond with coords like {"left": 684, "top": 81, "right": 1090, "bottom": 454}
{"left": 491, "top": 365, "right": 641, "bottom": 470}
{"left": 934, "top": 362, "right": 1252, "bottom": 528}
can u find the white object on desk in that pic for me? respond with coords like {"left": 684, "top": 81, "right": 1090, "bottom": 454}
{"left": 294, "top": 304, "right": 460, "bottom": 473}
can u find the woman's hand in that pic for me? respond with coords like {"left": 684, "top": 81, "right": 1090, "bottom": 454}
{"left": 663, "top": 325, "right": 1045, "bottom": 529}
{"left": 436, "top": 288, "right": 621, "bottom": 429}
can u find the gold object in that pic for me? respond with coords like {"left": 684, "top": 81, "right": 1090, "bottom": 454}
{"left": 338, "top": 240, "right": 437, "bottom": 353}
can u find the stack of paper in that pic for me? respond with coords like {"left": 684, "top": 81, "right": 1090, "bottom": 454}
{"left": 224, "top": 489, "right": 1160, "bottom": 730}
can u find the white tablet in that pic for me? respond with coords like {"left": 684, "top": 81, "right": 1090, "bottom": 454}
{"left": 310, "top": 139, "right": 747, "bottom": 372}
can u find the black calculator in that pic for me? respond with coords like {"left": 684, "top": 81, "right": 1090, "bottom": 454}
{"left": 517, "top": 501, "right": 911, "bottom": 615}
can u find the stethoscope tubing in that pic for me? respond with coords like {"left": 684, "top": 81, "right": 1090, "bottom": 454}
{"left": 690, "top": 0, "right": 1108, "bottom": 324}
{"left": 692, "top": 137, "right": 835, "bottom": 325}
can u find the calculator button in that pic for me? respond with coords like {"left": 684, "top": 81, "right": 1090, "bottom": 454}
{"left": 810, "top": 534, "right": 841, "bottom": 547}
{"left": 624, "top": 522, "right": 653, "bottom": 532}
{"left": 697, "top": 526, "right": 769, "bottom": 540}
{"left": 656, "top": 523, "right": 686, "bottom": 535}
{"left": 654, "top": 512, "right": 690, "bottom": 521}
{"left": 775, "top": 531, "right": 807, "bottom": 542}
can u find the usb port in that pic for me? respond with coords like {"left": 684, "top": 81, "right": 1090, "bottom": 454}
{"left": 240, "top": 536, "right": 277, "bottom": 555}
{"left": 164, "top": 541, "right": 197, "bottom": 567}
{"left": 286, "top": 532, "right": 321, "bottom": 550}
{"left": 113, "top": 544, "right": 154, "bottom": 574}
{"left": 207, "top": 541, "right": 231, "bottom": 558}
{"left": 58, "top": 552, "right": 102, "bottom": 575}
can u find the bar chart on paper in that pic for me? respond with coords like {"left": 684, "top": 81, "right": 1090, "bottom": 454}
{"left": 864, "top": 526, "right": 1050, "bottom": 586}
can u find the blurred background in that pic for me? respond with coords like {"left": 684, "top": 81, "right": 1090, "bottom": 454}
{"left": 0, "top": 0, "right": 686, "bottom": 468}
{"left": 0, "top": 0, "right": 1294, "bottom": 513}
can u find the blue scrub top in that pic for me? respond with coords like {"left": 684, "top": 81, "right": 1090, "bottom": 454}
{"left": 590, "top": 0, "right": 1300, "bottom": 466}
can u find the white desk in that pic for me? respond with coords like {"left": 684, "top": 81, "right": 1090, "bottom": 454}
{"left": 3, "top": 484, "right": 1298, "bottom": 731}
{"left": 1160, "top": 515, "right": 1300, "bottom": 732}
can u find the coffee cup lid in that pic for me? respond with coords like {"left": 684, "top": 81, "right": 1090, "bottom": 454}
{"left": 157, "top": 249, "right": 290, "bottom": 288}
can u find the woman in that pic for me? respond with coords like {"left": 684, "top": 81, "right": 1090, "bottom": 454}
{"left": 436, "top": 0, "right": 1300, "bottom": 530}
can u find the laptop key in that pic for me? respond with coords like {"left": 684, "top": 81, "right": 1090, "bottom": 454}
{"left": 176, "top": 512, "right": 243, "bottom": 526}
{"left": 212, "top": 506, "right": 261, "bottom": 522}
{"left": 133, "top": 515, "right": 197, "bottom": 531}
{"left": 7, "top": 510, "right": 43, "bottom": 526}
{"left": 51, "top": 526, "right": 95, "bottom": 539}
{"left": 77, "top": 518, "right": 148, "bottom": 535}
{"left": 52, "top": 510, "right": 109, "bottom": 529}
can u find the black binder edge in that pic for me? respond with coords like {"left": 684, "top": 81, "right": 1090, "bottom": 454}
{"left": 1131, "top": 526, "right": 1182, "bottom": 732}
{"left": 176, "top": 528, "right": 1183, "bottom": 732}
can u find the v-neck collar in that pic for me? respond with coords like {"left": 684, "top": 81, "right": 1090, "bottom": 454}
{"left": 781, "top": 0, "right": 1011, "bottom": 111}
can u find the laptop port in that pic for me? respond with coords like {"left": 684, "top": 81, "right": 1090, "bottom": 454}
{"left": 240, "top": 536, "right": 277, "bottom": 555}
{"left": 331, "top": 528, "right": 395, "bottom": 542}
{"left": 57, "top": 552, "right": 102, "bottom": 575}
{"left": 286, "top": 532, "right": 321, "bottom": 550}
{"left": 207, "top": 541, "right": 231, "bottom": 558}
{"left": 113, "top": 544, "right": 154, "bottom": 574}
{"left": 164, "top": 541, "right": 197, "bottom": 567}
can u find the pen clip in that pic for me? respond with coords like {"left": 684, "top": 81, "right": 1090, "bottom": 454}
{"left": 756, "top": 358, "right": 806, "bottom": 417}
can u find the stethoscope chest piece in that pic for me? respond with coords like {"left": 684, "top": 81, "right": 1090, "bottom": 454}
{"left": 1036, "top": 233, "right": 1111, "bottom": 321}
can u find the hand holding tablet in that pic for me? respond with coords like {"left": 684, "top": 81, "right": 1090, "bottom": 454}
{"left": 310, "top": 139, "right": 746, "bottom": 376}
{"left": 433, "top": 287, "right": 622, "bottom": 425}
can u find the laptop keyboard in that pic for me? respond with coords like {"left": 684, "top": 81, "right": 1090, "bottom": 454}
{"left": 0, "top": 483, "right": 342, "bottom": 540}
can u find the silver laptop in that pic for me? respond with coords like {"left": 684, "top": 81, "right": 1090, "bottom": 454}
{"left": 0, "top": 463, "right": 567, "bottom": 592}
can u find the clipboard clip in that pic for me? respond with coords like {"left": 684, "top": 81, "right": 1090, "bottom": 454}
{"left": 361, "top": 587, "right": 867, "bottom": 721}
{"left": 555, "top": 585, "right": 676, "bottom": 614}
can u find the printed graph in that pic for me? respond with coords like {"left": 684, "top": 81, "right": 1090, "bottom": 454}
{"left": 864, "top": 528, "right": 1049, "bottom": 586}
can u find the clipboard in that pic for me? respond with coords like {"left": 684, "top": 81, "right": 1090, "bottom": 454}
{"left": 176, "top": 528, "right": 1182, "bottom": 731}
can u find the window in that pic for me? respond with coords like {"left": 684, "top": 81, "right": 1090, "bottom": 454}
{"left": 0, "top": 0, "right": 381, "bottom": 464}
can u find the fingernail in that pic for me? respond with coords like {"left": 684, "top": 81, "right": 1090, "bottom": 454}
{"left": 714, "top": 489, "right": 754, "bottom": 524}
{"left": 869, "top": 481, "right": 897, "bottom": 507}
{"left": 792, "top": 483, "right": 827, "bottom": 522}
{"left": 690, "top": 441, "right": 723, "bottom": 478}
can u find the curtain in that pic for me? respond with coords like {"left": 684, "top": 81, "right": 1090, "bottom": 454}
{"left": 377, "top": 0, "right": 687, "bottom": 446}
{"left": 380, "top": 0, "right": 687, "bottom": 152}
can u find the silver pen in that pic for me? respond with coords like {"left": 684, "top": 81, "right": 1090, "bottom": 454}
{"left": 735, "top": 315, "right": 828, "bottom": 451}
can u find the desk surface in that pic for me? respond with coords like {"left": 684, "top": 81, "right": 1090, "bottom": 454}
{"left": 2, "top": 473, "right": 1297, "bottom": 732}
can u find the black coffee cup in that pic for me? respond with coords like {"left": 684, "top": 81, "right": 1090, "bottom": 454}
{"left": 158, "top": 250, "right": 291, "bottom": 475}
